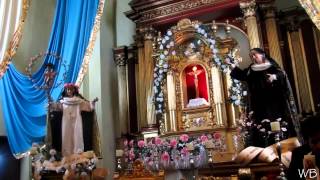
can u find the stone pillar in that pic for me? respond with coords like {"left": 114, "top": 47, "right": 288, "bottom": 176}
{"left": 261, "top": 2, "right": 283, "bottom": 67}
{"left": 240, "top": 0, "right": 261, "bottom": 48}
{"left": 286, "top": 18, "right": 315, "bottom": 113}
{"left": 114, "top": 47, "right": 129, "bottom": 137}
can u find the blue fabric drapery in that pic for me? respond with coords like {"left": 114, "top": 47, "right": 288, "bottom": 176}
{"left": 0, "top": 0, "right": 99, "bottom": 155}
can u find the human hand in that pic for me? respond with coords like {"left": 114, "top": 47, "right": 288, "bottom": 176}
{"left": 266, "top": 74, "right": 277, "bottom": 83}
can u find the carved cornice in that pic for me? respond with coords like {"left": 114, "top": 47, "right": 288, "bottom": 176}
{"left": 260, "top": 3, "right": 276, "bottom": 19}
{"left": 113, "top": 46, "right": 128, "bottom": 66}
{"left": 285, "top": 17, "right": 301, "bottom": 32}
{"left": 126, "top": 0, "right": 240, "bottom": 25}
{"left": 239, "top": 0, "right": 257, "bottom": 18}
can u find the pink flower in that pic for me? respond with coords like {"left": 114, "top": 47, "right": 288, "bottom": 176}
{"left": 161, "top": 152, "right": 170, "bottom": 161}
{"left": 213, "top": 132, "right": 221, "bottom": 140}
{"left": 123, "top": 139, "right": 128, "bottom": 146}
{"left": 137, "top": 140, "right": 145, "bottom": 148}
{"left": 170, "top": 139, "right": 177, "bottom": 148}
{"left": 129, "top": 149, "right": 135, "bottom": 160}
{"left": 155, "top": 137, "right": 162, "bottom": 145}
{"left": 129, "top": 140, "right": 134, "bottom": 147}
{"left": 181, "top": 147, "right": 188, "bottom": 155}
{"left": 179, "top": 134, "right": 189, "bottom": 142}
{"left": 200, "top": 135, "right": 208, "bottom": 142}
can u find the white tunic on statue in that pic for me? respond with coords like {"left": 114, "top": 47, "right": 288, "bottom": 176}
{"left": 59, "top": 96, "right": 92, "bottom": 156}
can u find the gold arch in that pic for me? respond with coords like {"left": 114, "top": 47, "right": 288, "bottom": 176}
{"left": 75, "top": 0, "right": 106, "bottom": 86}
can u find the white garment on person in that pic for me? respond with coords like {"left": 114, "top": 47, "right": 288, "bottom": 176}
{"left": 251, "top": 61, "right": 272, "bottom": 71}
{"left": 60, "top": 96, "right": 92, "bottom": 156}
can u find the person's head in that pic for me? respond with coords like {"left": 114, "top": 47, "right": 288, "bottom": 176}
{"left": 45, "top": 63, "right": 54, "bottom": 72}
{"left": 301, "top": 114, "right": 320, "bottom": 153}
{"left": 249, "top": 48, "right": 267, "bottom": 64}
{"left": 62, "top": 83, "right": 79, "bottom": 97}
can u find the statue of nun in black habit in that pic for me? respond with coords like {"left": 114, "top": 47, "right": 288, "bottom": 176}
{"left": 229, "top": 48, "right": 301, "bottom": 147}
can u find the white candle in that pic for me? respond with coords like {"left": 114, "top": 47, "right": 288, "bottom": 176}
{"left": 116, "top": 149, "right": 124, "bottom": 157}
{"left": 270, "top": 121, "right": 280, "bottom": 132}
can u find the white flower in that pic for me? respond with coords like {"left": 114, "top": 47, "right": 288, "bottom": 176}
{"left": 260, "top": 128, "right": 266, "bottom": 132}
{"left": 194, "top": 24, "right": 199, "bottom": 29}
{"left": 235, "top": 100, "right": 240, "bottom": 105}
{"left": 223, "top": 68, "right": 228, "bottom": 73}
{"left": 243, "top": 91, "right": 247, "bottom": 96}
{"left": 163, "top": 63, "right": 168, "bottom": 69}
{"left": 160, "top": 54, "right": 165, "bottom": 59}
{"left": 201, "top": 29, "right": 205, "bottom": 34}
{"left": 162, "top": 39, "right": 166, "bottom": 44}
{"left": 281, "top": 127, "right": 287, "bottom": 132}
{"left": 231, "top": 95, "right": 237, "bottom": 100}
{"left": 164, "top": 50, "right": 168, "bottom": 55}
{"left": 276, "top": 118, "right": 282, "bottom": 121}
{"left": 159, "top": 44, "right": 164, "bottom": 50}
{"left": 166, "top": 44, "right": 171, "bottom": 49}
{"left": 197, "top": 40, "right": 201, "bottom": 45}
{"left": 49, "top": 149, "right": 56, "bottom": 156}
{"left": 169, "top": 41, "right": 174, "bottom": 46}
{"left": 167, "top": 30, "right": 172, "bottom": 36}
{"left": 172, "top": 50, "right": 176, "bottom": 56}
{"left": 165, "top": 36, "right": 170, "bottom": 40}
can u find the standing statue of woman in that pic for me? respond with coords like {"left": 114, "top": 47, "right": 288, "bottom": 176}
{"left": 48, "top": 83, "right": 101, "bottom": 157}
{"left": 228, "top": 48, "right": 300, "bottom": 147}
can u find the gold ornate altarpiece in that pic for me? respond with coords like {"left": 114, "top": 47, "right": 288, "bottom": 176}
{"left": 150, "top": 19, "right": 242, "bottom": 162}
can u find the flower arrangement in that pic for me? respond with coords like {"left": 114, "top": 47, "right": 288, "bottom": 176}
{"left": 30, "top": 143, "right": 99, "bottom": 180}
{"left": 153, "top": 22, "right": 244, "bottom": 116}
{"left": 122, "top": 133, "right": 226, "bottom": 170}
{"left": 237, "top": 111, "right": 289, "bottom": 147}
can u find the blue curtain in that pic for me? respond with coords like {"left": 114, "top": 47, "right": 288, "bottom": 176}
{"left": 0, "top": 0, "right": 100, "bottom": 155}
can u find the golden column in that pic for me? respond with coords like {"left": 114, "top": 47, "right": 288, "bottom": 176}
{"left": 313, "top": 26, "right": 320, "bottom": 72}
{"left": 261, "top": 2, "right": 283, "bottom": 67}
{"left": 114, "top": 48, "right": 129, "bottom": 136}
{"left": 136, "top": 26, "right": 157, "bottom": 131}
{"left": 240, "top": 0, "right": 262, "bottom": 48}
{"left": 286, "top": 18, "right": 315, "bottom": 113}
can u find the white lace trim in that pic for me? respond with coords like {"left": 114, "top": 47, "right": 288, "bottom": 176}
{"left": 251, "top": 61, "right": 272, "bottom": 71}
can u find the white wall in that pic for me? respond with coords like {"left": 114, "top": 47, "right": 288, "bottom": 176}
{"left": 14, "top": 0, "right": 56, "bottom": 72}
{"left": 115, "top": 0, "right": 135, "bottom": 46}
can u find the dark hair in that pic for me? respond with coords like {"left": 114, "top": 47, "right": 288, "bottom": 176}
{"left": 300, "top": 114, "right": 320, "bottom": 140}
{"left": 250, "top": 48, "right": 281, "bottom": 69}
{"left": 61, "top": 85, "right": 86, "bottom": 100}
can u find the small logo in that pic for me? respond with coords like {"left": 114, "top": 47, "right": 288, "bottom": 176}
{"left": 298, "top": 169, "right": 318, "bottom": 179}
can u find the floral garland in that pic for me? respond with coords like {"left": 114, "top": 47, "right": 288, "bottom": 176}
{"left": 26, "top": 52, "right": 68, "bottom": 90}
{"left": 153, "top": 23, "right": 245, "bottom": 115}
{"left": 122, "top": 133, "right": 225, "bottom": 170}
{"left": 30, "top": 143, "right": 101, "bottom": 180}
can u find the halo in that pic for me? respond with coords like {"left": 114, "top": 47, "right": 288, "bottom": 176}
{"left": 25, "top": 52, "right": 68, "bottom": 90}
